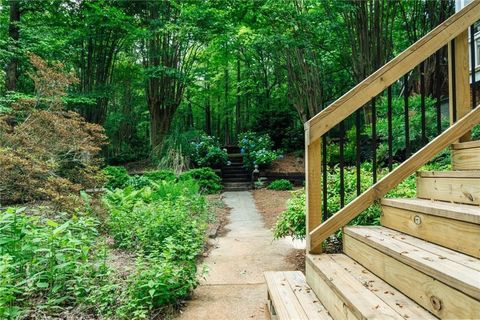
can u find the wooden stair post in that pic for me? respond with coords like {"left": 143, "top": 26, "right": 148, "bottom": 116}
{"left": 449, "top": 30, "right": 472, "bottom": 142}
{"left": 305, "top": 124, "right": 322, "bottom": 253}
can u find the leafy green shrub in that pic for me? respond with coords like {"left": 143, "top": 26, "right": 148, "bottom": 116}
{"left": 117, "top": 254, "right": 199, "bottom": 318}
{"left": 104, "top": 189, "right": 206, "bottom": 254}
{"left": 103, "top": 166, "right": 130, "bottom": 190}
{"left": 238, "top": 131, "right": 279, "bottom": 169}
{"left": 143, "top": 169, "right": 176, "bottom": 182}
{"left": 103, "top": 179, "right": 208, "bottom": 317}
{"left": 179, "top": 167, "right": 222, "bottom": 194}
{"left": 267, "top": 179, "right": 293, "bottom": 190}
{"left": 190, "top": 134, "right": 228, "bottom": 168}
{"left": 127, "top": 175, "right": 153, "bottom": 189}
{"left": 0, "top": 207, "right": 112, "bottom": 318}
{"left": 273, "top": 190, "right": 305, "bottom": 239}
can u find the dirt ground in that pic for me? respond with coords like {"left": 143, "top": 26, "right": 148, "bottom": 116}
{"left": 251, "top": 189, "right": 292, "bottom": 229}
{"left": 268, "top": 154, "right": 305, "bottom": 173}
{"left": 252, "top": 188, "right": 305, "bottom": 272}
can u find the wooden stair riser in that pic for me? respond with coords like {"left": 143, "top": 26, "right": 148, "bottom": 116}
{"left": 416, "top": 175, "right": 480, "bottom": 205}
{"left": 452, "top": 140, "right": 480, "bottom": 170}
{"left": 306, "top": 254, "right": 434, "bottom": 320}
{"left": 381, "top": 205, "right": 480, "bottom": 258}
{"left": 306, "top": 261, "right": 361, "bottom": 320}
{"left": 343, "top": 233, "right": 480, "bottom": 319}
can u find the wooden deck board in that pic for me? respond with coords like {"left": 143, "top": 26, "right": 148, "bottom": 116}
{"left": 416, "top": 174, "right": 480, "bottom": 205}
{"left": 381, "top": 204, "right": 480, "bottom": 257}
{"left": 264, "top": 271, "right": 331, "bottom": 320}
{"left": 381, "top": 198, "right": 480, "bottom": 224}
{"left": 343, "top": 233, "right": 480, "bottom": 319}
{"left": 330, "top": 254, "right": 436, "bottom": 320}
{"left": 345, "top": 226, "right": 480, "bottom": 300}
{"left": 307, "top": 254, "right": 408, "bottom": 320}
{"left": 374, "top": 227, "right": 480, "bottom": 271}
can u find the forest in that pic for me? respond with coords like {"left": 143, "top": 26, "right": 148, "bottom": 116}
{"left": 0, "top": 0, "right": 463, "bottom": 319}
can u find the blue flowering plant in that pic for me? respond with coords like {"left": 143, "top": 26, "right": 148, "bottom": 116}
{"left": 190, "top": 134, "right": 228, "bottom": 168}
{"left": 238, "top": 132, "right": 279, "bottom": 169}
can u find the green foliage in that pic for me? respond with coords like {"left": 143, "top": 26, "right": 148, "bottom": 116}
{"left": 273, "top": 190, "right": 305, "bottom": 240}
{"left": 103, "top": 166, "right": 180, "bottom": 191}
{"left": 0, "top": 207, "right": 112, "bottom": 318}
{"left": 103, "top": 178, "right": 208, "bottom": 317}
{"left": 273, "top": 157, "right": 451, "bottom": 240}
{"left": 267, "top": 179, "right": 293, "bottom": 191}
{"left": 326, "top": 95, "right": 450, "bottom": 166}
{"left": 117, "top": 255, "right": 199, "bottom": 318}
{"left": 251, "top": 107, "right": 303, "bottom": 151}
{"left": 103, "top": 166, "right": 130, "bottom": 190}
{"left": 238, "top": 132, "right": 279, "bottom": 169}
{"left": 179, "top": 167, "right": 222, "bottom": 194}
{"left": 143, "top": 169, "right": 176, "bottom": 182}
{"left": 373, "top": 95, "right": 449, "bottom": 161}
{"left": 190, "top": 134, "right": 228, "bottom": 168}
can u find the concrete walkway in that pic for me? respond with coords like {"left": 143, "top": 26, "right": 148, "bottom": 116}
{"left": 178, "top": 191, "right": 298, "bottom": 320}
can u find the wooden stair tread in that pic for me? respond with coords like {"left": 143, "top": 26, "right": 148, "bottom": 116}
{"left": 264, "top": 271, "right": 331, "bottom": 320}
{"left": 306, "top": 254, "right": 434, "bottom": 319}
{"left": 417, "top": 170, "right": 480, "bottom": 178}
{"left": 452, "top": 139, "right": 480, "bottom": 150}
{"left": 381, "top": 198, "right": 480, "bottom": 224}
{"left": 374, "top": 227, "right": 480, "bottom": 272}
{"left": 344, "top": 226, "right": 480, "bottom": 300}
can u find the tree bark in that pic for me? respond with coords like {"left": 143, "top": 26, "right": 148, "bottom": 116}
{"left": 6, "top": 0, "right": 20, "bottom": 91}
{"left": 236, "top": 53, "right": 241, "bottom": 135}
{"left": 205, "top": 81, "right": 212, "bottom": 135}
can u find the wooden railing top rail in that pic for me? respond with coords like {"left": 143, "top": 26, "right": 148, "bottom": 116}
{"left": 309, "top": 105, "right": 480, "bottom": 249}
{"left": 306, "top": 0, "right": 480, "bottom": 144}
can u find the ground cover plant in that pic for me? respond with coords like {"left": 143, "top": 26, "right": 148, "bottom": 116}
{"left": 0, "top": 207, "right": 112, "bottom": 319}
{"left": 0, "top": 170, "right": 213, "bottom": 319}
{"left": 267, "top": 179, "right": 293, "bottom": 191}
{"left": 103, "top": 177, "right": 209, "bottom": 318}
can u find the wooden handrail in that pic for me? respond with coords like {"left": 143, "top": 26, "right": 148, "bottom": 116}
{"left": 306, "top": 0, "right": 480, "bottom": 144}
{"left": 309, "top": 105, "right": 480, "bottom": 250}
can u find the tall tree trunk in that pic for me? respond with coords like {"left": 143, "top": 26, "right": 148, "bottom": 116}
{"left": 149, "top": 107, "right": 172, "bottom": 152}
{"left": 6, "top": 0, "right": 20, "bottom": 91}
{"left": 236, "top": 53, "right": 241, "bottom": 136}
{"left": 205, "top": 81, "right": 212, "bottom": 135}
{"left": 224, "top": 65, "right": 230, "bottom": 145}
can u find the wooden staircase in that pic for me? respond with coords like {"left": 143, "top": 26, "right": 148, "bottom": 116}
{"left": 267, "top": 140, "right": 480, "bottom": 319}
{"left": 265, "top": 1, "right": 480, "bottom": 319}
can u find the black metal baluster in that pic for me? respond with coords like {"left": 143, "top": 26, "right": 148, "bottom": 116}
{"left": 387, "top": 86, "right": 393, "bottom": 171}
{"left": 355, "top": 109, "right": 361, "bottom": 195}
{"left": 471, "top": 25, "right": 477, "bottom": 109}
{"left": 404, "top": 75, "right": 410, "bottom": 157}
{"left": 322, "top": 135, "right": 328, "bottom": 220}
{"left": 420, "top": 62, "right": 427, "bottom": 145}
{"left": 339, "top": 121, "right": 345, "bottom": 208}
{"left": 371, "top": 98, "right": 377, "bottom": 183}
{"left": 435, "top": 51, "right": 442, "bottom": 135}
{"left": 451, "top": 39, "right": 458, "bottom": 123}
